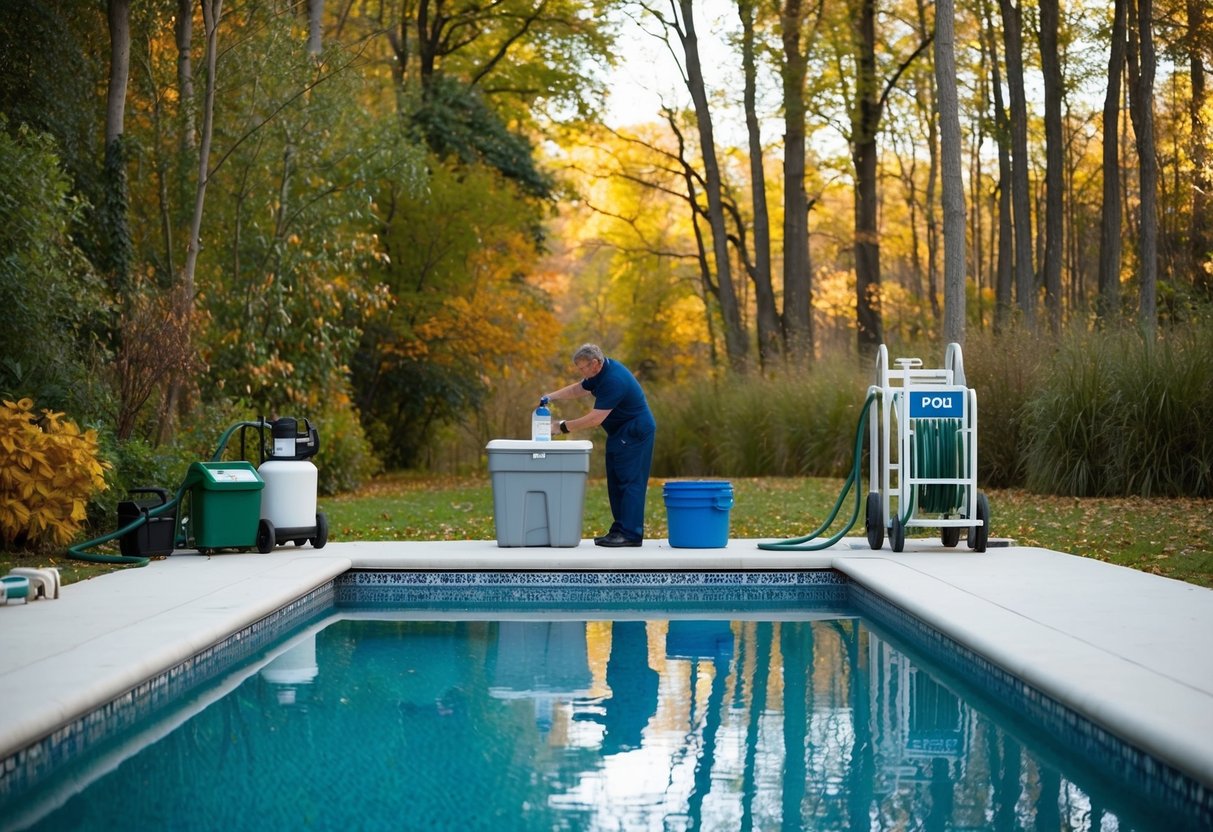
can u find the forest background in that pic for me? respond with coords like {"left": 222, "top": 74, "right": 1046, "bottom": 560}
{"left": 1, "top": 0, "right": 1211, "bottom": 553}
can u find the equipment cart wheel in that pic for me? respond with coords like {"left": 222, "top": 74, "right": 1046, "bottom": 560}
{"left": 293, "top": 538, "right": 307, "bottom": 546}
{"left": 967, "top": 492, "right": 990, "bottom": 553}
{"left": 890, "top": 515, "right": 906, "bottom": 552}
{"left": 865, "top": 493, "right": 885, "bottom": 550}
{"left": 941, "top": 517, "right": 962, "bottom": 547}
{"left": 256, "top": 519, "right": 276, "bottom": 554}
{"left": 311, "top": 512, "right": 328, "bottom": 550}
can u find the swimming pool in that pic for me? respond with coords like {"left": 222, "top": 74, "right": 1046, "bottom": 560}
{"left": 1, "top": 571, "right": 1206, "bottom": 831}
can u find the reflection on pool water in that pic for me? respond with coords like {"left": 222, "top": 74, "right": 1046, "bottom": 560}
{"left": 10, "top": 606, "right": 1203, "bottom": 831}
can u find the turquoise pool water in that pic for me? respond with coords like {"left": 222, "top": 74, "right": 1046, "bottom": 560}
{"left": 2, "top": 576, "right": 1207, "bottom": 831}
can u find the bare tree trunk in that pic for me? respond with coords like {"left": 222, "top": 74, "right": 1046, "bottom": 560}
{"left": 106, "top": 0, "right": 130, "bottom": 149}
{"left": 740, "top": 0, "right": 783, "bottom": 369}
{"left": 999, "top": 0, "right": 1035, "bottom": 329}
{"left": 1097, "top": 0, "right": 1127, "bottom": 323}
{"left": 781, "top": 0, "right": 814, "bottom": 365}
{"left": 1127, "top": 0, "right": 1158, "bottom": 329}
{"left": 308, "top": 0, "right": 325, "bottom": 54}
{"left": 936, "top": 0, "right": 967, "bottom": 345}
{"left": 183, "top": 0, "right": 223, "bottom": 310}
{"left": 981, "top": 0, "right": 1014, "bottom": 332}
{"left": 1188, "top": 0, "right": 1212, "bottom": 297}
{"left": 914, "top": 0, "right": 940, "bottom": 322}
{"left": 851, "top": 0, "right": 884, "bottom": 355}
{"left": 177, "top": 0, "right": 196, "bottom": 151}
{"left": 674, "top": 0, "right": 748, "bottom": 371}
{"left": 104, "top": 0, "right": 133, "bottom": 295}
{"left": 1038, "top": 0, "right": 1064, "bottom": 333}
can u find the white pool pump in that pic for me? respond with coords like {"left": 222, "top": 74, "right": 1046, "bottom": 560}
{"left": 256, "top": 417, "right": 328, "bottom": 553}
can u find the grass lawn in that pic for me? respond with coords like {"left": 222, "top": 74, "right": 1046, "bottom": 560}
{"left": 5, "top": 474, "right": 1211, "bottom": 588}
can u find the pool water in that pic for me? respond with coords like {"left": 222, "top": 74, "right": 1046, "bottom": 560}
{"left": 8, "top": 603, "right": 1202, "bottom": 831}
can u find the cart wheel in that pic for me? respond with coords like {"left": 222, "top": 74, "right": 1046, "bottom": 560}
{"left": 256, "top": 519, "right": 276, "bottom": 554}
{"left": 311, "top": 512, "right": 328, "bottom": 550}
{"left": 941, "top": 517, "right": 961, "bottom": 548}
{"left": 293, "top": 538, "right": 307, "bottom": 547}
{"left": 890, "top": 515, "right": 906, "bottom": 553}
{"left": 865, "top": 492, "right": 885, "bottom": 550}
{"left": 967, "top": 492, "right": 990, "bottom": 553}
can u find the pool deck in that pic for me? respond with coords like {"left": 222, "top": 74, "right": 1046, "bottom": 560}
{"left": 1, "top": 538, "right": 1211, "bottom": 794}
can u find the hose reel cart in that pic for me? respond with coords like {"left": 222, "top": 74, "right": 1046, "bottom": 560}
{"left": 758, "top": 342, "right": 988, "bottom": 553}
{"left": 866, "top": 343, "right": 988, "bottom": 552}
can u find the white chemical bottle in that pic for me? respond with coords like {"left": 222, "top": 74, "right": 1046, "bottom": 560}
{"left": 532, "top": 397, "right": 552, "bottom": 441}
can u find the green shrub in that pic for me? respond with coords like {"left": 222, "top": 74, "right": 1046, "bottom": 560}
{"left": 1023, "top": 324, "right": 1213, "bottom": 496}
{"left": 650, "top": 360, "right": 868, "bottom": 478}
{"left": 962, "top": 329, "right": 1051, "bottom": 488}
{"left": 315, "top": 395, "right": 381, "bottom": 496}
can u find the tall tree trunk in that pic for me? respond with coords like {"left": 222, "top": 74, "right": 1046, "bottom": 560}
{"left": 851, "top": 0, "right": 884, "bottom": 354}
{"left": 936, "top": 0, "right": 967, "bottom": 345}
{"left": 1127, "top": 0, "right": 1158, "bottom": 329}
{"left": 675, "top": 0, "right": 748, "bottom": 371}
{"left": 740, "top": 0, "right": 783, "bottom": 369}
{"left": 1188, "top": 0, "right": 1212, "bottom": 297}
{"left": 1038, "top": 0, "right": 1064, "bottom": 333}
{"left": 307, "top": 0, "right": 325, "bottom": 54}
{"left": 781, "top": 0, "right": 814, "bottom": 364}
{"left": 914, "top": 0, "right": 940, "bottom": 322}
{"left": 105, "top": 0, "right": 130, "bottom": 149}
{"left": 177, "top": 0, "right": 196, "bottom": 151}
{"left": 104, "top": 0, "right": 133, "bottom": 296}
{"left": 183, "top": 0, "right": 223, "bottom": 310}
{"left": 999, "top": 0, "right": 1036, "bottom": 329}
{"left": 1097, "top": 0, "right": 1127, "bottom": 323}
{"left": 983, "top": 0, "right": 1014, "bottom": 332}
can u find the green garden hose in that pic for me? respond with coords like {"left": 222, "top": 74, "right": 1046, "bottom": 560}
{"left": 758, "top": 392, "right": 877, "bottom": 551}
{"left": 65, "top": 483, "right": 187, "bottom": 567}
{"left": 65, "top": 419, "right": 263, "bottom": 567}
{"left": 912, "top": 418, "right": 965, "bottom": 515}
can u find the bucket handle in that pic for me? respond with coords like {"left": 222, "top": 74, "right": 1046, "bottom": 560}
{"left": 714, "top": 496, "right": 734, "bottom": 510}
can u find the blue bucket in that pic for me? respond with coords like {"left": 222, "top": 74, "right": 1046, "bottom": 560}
{"left": 663, "top": 481, "right": 734, "bottom": 548}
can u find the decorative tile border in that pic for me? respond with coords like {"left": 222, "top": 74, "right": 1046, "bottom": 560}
{"left": 851, "top": 581, "right": 1213, "bottom": 828}
{"left": 335, "top": 569, "right": 851, "bottom": 608}
{"left": 0, "top": 582, "right": 334, "bottom": 804}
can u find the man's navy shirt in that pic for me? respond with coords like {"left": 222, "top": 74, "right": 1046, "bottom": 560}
{"left": 580, "top": 358, "right": 654, "bottom": 436}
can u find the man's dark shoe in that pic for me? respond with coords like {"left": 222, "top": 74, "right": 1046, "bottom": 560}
{"left": 594, "top": 532, "right": 641, "bottom": 548}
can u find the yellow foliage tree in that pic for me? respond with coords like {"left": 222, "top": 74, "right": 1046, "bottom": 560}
{"left": 0, "top": 399, "right": 109, "bottom": 550}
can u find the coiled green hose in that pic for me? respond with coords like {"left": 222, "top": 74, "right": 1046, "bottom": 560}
{"left": 66, "top": 420, "right": 265, "bottom": 566}
{"left": 913, "top": 418, "right": 966, "bottom": 514}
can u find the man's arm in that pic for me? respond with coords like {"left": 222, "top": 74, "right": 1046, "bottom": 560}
{"left": 562, "top": 409, "right": 610, "bottom": 433}
{"left": 545, "top": 381, "right": 590, "bottom": 401}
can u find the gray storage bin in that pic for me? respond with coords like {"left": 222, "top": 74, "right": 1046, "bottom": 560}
{"left": 486, "top": 439, "right": 593, "bottom": 547}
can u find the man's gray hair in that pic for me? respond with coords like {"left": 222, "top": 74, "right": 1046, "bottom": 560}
{"left": 573, "top": 343, "right": 605, "bottom": 364}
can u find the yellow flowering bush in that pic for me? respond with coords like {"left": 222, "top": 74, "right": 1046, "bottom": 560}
{"left": 0, "top": 398, "right": 108, "bottom": 549}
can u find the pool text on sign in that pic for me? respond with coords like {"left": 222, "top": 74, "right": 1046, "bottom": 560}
{"left": 909, "top": 390, "right": 965, "bottom": 419}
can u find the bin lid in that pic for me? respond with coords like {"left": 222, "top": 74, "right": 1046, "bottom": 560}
{"left": 486, "top": 439, "right": 593, "bottom": 451}
{"left": 187, "top": 460, "right": 264, "bottom": 490}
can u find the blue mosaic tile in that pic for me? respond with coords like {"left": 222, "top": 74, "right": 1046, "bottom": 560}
{"left": 335, "top": 569, "right": 850, "bottom": 609}
{"left": 850, "top": 581, "right": 1213, "bottom": 828}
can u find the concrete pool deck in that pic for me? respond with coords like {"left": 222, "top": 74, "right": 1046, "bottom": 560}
{"left": 1, "top": 537, "right": 1211, "bottom": 796}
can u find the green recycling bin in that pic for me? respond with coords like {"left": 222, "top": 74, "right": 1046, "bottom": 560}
{"left": 185, "top": 461, "right": 264, "bottom": 550}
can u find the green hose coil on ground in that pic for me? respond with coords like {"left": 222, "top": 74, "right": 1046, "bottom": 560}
{"left": 65, "top": 420, "right": 265, "bottom": 567}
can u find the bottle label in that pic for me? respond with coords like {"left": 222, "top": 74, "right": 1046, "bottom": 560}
{"left": 532, "top": 414, "right": 552, "bottom": 441}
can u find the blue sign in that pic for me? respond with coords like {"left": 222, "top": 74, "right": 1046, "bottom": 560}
{"left": 909, "top": 389, "right": 964, "bottom": 419}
